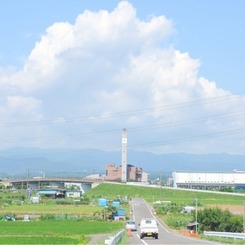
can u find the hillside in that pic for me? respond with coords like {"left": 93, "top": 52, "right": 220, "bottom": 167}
{"left": 0, "top": 147, "right": 244, "bottom": 177}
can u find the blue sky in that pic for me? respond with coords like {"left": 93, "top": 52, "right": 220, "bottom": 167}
{"left": 0, "top": 0, "right": 245, "bottom": 154}
{"left": 1, "top": 0, "right": 244, "bottom": 92}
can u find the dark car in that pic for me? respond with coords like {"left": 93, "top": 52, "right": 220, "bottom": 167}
{"left": 5, "top": 216, "right": 15, "bottom": 221}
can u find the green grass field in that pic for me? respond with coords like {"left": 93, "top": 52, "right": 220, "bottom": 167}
{"left": 2, "top": 203, "right": 103, "bottom": 215}
{"left": 0, "top": 220, "right": 123, "bottom": 244}
{"left": 0, "top": 236, "right": 82, "bottom": 244}
{"left": 0, "top": 220, "right": 123, "bottom": 235}
{"left": 0, "top": 182, "right": 244, "bottom": 244}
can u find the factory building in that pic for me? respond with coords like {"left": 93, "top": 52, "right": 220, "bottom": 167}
{"left": 172, "top": 170, "right": 245, "bottom": 190}
{"left": 105, "top": 163, "right": 143, "bottom": 182}
{"left": 105, "top": 128, "right": 148, "bottom": 183}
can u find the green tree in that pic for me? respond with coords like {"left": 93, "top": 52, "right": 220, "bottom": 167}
{"left": 229, "top": 215, "right": 243, "bottom": 233}
{"left": 0, "top": 183, "right": 5, "bottom": 190}
{"left": 195, "top": 207, "right": 243, "bottom": 233}
{"left": 219, "top": 209, "right": 232, "bottom": 231}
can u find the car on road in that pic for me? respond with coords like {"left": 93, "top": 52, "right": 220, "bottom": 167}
{"left": 125, "top": 220, "right": 137, "bottom": 231}
{"left": 139, "top": 218, "right": 158, "bottom": 239}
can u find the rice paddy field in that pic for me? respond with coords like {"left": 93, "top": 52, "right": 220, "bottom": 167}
{"left": 0, "top": 220, "right": 123, "bottom": 244}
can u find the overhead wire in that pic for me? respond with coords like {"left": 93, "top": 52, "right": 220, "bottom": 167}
{"left": 129, "top": 128, "right": 245, "bottom": 150}
{"left": 1, "top": 108, "right": 245, "bottom": 144}
{"left": 0, "top": 92, "right": 245, "bottom": 154}
{"left": 0, "top": 92, "right": 244, "bottom": 127}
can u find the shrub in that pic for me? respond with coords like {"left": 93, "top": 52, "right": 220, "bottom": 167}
{"left": 155, "top": 202, "right": 184, "bottom": 215}
{"left": 53, "top": 199, "right": 74, "bottom": 205}
{"left": 40, "top": 214, "right": 56, "bottom": 220}
{"left": 80, "top": 196, "right": 90, "bottom": 205}
{"left": 195, "top": 207, "right": 243, "bottom": 233}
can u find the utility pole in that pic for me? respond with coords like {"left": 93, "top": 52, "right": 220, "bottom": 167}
{"left": 27, "top": 169, "right": 29, "bottom": 187}
{"left": 243, "top": 200, "right": 245, "bottom": 233}
{"left": 195, "top": 198, "right": 198, "bottom": 233}
{"left": 160, "top": 172, "right": 163, "bottom": 203}
{"left": 27, "top": 169, "right": 30, "bottom": 200}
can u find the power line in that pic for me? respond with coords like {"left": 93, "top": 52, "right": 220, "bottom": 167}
{"left": 0, "top": 93, "right": 244, "bottom": 154}
{"left": 0, "top": 92, "right": 244, "bottom": 127}
{"left": 0, "top": 108, "right": 245, "bottom": 146}
{"left": 1, "top": 126, "right": 245, "bottom": 157}
{"left": 129, "top": 128, "right": 245, "bottom": 150}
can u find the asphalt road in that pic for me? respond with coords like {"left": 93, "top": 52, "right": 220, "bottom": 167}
{"left": 127, "top": 198, "right": 223, "bottom": 245}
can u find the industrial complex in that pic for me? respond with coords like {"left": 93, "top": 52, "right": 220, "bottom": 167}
{"left": 1, "top": 129, "right": 245, "bottom": 193}
{"left": 105, "top": 128, "right": 148, "bottom": 182}
{"left": 172, "top": 170, "right": 245, "bottom": 190}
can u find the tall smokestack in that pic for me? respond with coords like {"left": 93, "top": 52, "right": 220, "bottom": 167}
{"left": 121, "top": 128, "right": 127, "bottom": 182}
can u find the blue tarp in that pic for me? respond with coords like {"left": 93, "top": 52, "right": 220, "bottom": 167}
{"left": 98, "top": 198, "right": 107, "bottom": 206}
{"left": 112, "top": 201, "right": 120, "bottom": 207}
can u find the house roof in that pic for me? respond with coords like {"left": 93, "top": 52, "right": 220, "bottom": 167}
{"left": 38, "top": 190, "right": 58, "bottom": 195}
{"left": 38, "top": 187, "right": 66, "bottom": 191}
{"left": 187, "top": 222, "right": 199, "bottom": 227}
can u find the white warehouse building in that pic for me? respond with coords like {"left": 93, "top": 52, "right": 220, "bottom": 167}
{"left": 172, "top": 170, "right": 245, "bottom": 190}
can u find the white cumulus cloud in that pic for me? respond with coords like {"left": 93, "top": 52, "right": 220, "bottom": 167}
{"left": 0, "top": 1, "right": 244, "bottom": 153}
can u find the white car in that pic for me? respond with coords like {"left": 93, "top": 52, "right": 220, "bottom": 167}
{"left": 139, "top": 218, "right": 158, "bottom": 239}
{"left": 125, "top": 220, "right": 137, "bottom": 231}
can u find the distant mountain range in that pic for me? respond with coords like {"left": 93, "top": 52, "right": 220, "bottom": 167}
{"left": 0, "top": 147, "right": 244, "bottom": 178}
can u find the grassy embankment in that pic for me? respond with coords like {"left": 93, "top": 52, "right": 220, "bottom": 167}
{"left": 85, "top": 182, "right": 245, "bottom": 205}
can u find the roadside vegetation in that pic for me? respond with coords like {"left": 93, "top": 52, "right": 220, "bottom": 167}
{"left": 86, "top": 183, "right": 245, "bottom": 244}
{"left": 0, "top": 182, "right": 244, "bottom": 244}
{"left": 155, "top": 202, "right": 243, "bottom": 230}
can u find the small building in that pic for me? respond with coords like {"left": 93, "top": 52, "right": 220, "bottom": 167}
{"left": 37, "top": 188, "right": 65, "bottom": 198}
{"left": 141, "top": 172, "right": 149, "bottom": 182}
{"left": 113, "top": 208, "right": 126, "bottom": 220}
{"left": 30, "top": 196, "right": 40, "bottom": 204}
{"left": 66, "top": 191, "right": 81, "bottom": 198}
{"left": 187, "top": 221, "right": 199, "bottom": 233}
{"left": 182, "top": 206, "right": 195, "bottom": 213}
{"left": 105, "top": 163, "right": 144, "bottom": 182}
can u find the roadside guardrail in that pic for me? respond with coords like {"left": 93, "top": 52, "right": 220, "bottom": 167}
{"left": 204, "top": 231, "right": 245, "bottom": 240}
{"left": 104, "top": 230, "right": 124, "bottom": 245}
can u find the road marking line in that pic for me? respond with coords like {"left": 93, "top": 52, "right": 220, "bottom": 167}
{"left": 136, "top": 234, "right": 148, "bottom": 245}
{"left": 144, "top": 199, "right": 169, "bottom": 233}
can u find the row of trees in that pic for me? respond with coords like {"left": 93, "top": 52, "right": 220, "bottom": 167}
{"left": 194, "top": 207, "right": 243, "bottom": 233}
{"left": 155, "top": 202, "right": 243, "bottom": 233}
